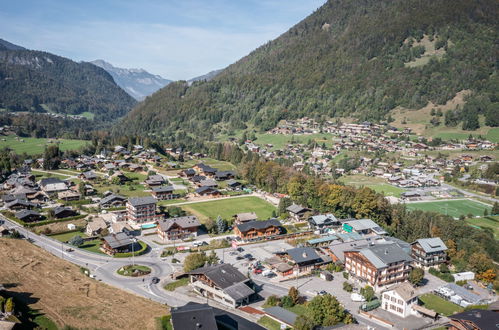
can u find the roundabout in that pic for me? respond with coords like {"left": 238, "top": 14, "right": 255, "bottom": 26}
{"left": 117, "top": 264, "right": 152, "bottom": 277}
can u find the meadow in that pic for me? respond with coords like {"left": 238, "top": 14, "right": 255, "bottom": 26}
{"left": 253, "top": 133, "right": 334, "bottom": 150}
{"left": 339, "top": 175, "right": 406, "bottom": 197}
{"left": 0, "top": 135, "right": 88, "bottom": 155}
{"left": 465, "top": 216, "right": 499, "bottom": 239}
{"left": 405, "top": 199, "right": 492, "bottom": 218}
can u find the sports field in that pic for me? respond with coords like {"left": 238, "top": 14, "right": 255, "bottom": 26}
{"left": 406, "top": 199, "right": 492, "bottom": 218}
{"left": 181, "top": 196, "right": 276, "bottom": 222}
{"left": 0, "top": 135, "right": 88, "bottom": 155}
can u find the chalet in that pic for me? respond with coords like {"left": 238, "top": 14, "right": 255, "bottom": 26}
{"left": 53, "top": 207, "right": 78, "bottom": 219}
{"left": 381, "top": 282, "right": 420, "bottom": 318}
{"left": 145, "top": 174, "right": 165, "bottom": 187}
{"left": 5, "top": 199, "right": 38, "bottom": 210}
{"left": 151, "top": 186, "right": 178, "bottom": 200}
{"left": 342, "top": 219, "right": 387, "bottom": 236}
{"left": 179, "top": 168, "right": 196, "bottom": 178}
{"left": 275, "top": 247, "right": 329, "bottom": 275}
{"left": 308, "top": 214, "right": 340, "bottom": 233}
{"left": 195, "top": 186, "right": 221, "bottom": 197}
{"left": 226, "top": 179, "right": 241, "bottom": 190}
{"left": 100, "top": 232, "right": 138, "bottom": 255}
{"left": 214, "top": 171, "right": 235, "bottom": 181}
{"left": 99, "top": 194, "right": 126, "bottom": 208}
{"left": 57, "top": 190, "right": 81, "bottom": 201}
{"left": 198, "top": 179, "right": 218, "bottom": 188}
{"left": 86, "top": 217, "right": 108, "bottom": 236}
{"left": 411, "top": 238, "right": 447, "bottom": 268}
{"left": 234, "top": 212, "right": 258, "bottom": 224}
{"left": 79, "top": 171, "right": 97, "bottom": 181}
{"left": 234, "top": 219, "right": 281, "bottom": 240}
{"left": 344, "top": 244, "right": 413, "bottom": 290}
{"left": 190, "top": 175, "right": 206, "bottom": 183}
{"left": 193, "top": 163, "right": 217, "bottom": 176}
{"left": 170, "top": 303, "right": 218, "bottom": 330}
{"left": 109, "top": 222, "right": 136, "bottom": 235}
{"left": 126, "top": 196, "right": 157, "bottom": 224}
{"left": 286, "top": 204, "right": 310, "bottom": 221}
{"left": 39, "top": 178, "right": 67, "bottom": 194}
{"left": 108, "top": 171, "right": 129, "bottom": 184}
{"left": 448, "top": 310, "right": 498, "bottom": 330}
{"left": 15, "top": 209, "right": 43, "bottom": 222}
{"left": 128, "top": 164, "right": 144, "bottom": 172}
{"left": 157, "top": 216, "right": 201, "bottom": 241}
{"left": 188, "top": 264, "right": 254, "bottom": 307}
{"left": 401, "top": 191, "right": 421, "bottom": 200}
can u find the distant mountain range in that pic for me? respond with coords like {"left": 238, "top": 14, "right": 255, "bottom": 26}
{"left": 0, "top": 38, "right": 136, "bottom": 121}
{"left": 188, "top": 69, "right": 222, "bottom": 84}
{"left": 90, "top": 60, "right": 171, "bottom": 100}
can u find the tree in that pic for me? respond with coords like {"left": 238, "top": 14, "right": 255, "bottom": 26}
{"left": 5, "top": 298, "right": 14, "bottom": 314}
{"left": 308, "top": 294, "right": 349, "bottom": 326}
{"left": 216, "top": 216, "right": 227, "bottom": 234}
{"left": 204, "top": 218, "right": 216, "bottom": 234}
{"left": 265, "top": 295, "right": 280, "bottom": 307}
{"left": 477, "top": 269, "right": 496, "bottom": 283}
{"left": 288, "top": 286, "right": 300, "bottom": 305}
{"left": 294, "top": 314, "right": 315, "bottom": 330}
{"left": 492, "top": 202, "right": 499, "bottom": 215}
{"left": 206, "top": 250, "right": 219, "bottom": 265}
{"left": 68, "top": 235, "right": 84, "bottom": 247}
{"left": 439, "top": 263, "right": 450, "bottom": 273}
{"left": 43, "top": 145, "right": 61, "bottom": 170}
{"left": 360, "top": 285, "right": 375, "bottom": 302}
{"left": 280, "top": 295, "right": 294, "bottom": 308}
{"left": 409, "top": 267, "right": 424, "bottom": 286}
{"left": 183, "top": 253, "right": 207, "bottom": 272}
{"left": 342, "top": 282, "right": 353, "bottom": 292}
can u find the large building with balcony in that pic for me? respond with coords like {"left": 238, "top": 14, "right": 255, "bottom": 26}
{"left": 233, "top": 219, "right": 281, "bottom": 241}
{"left": 411, "top": 238, "right": 447, "bottom": 268}
{"left": 344, "top": 243, "right": 413, "bottom": 290}
{"left": 157, "top": 216, "right": 200, "bottom": 241}
{"left": 126, "top": 196, "right": 158, "bottom": 225}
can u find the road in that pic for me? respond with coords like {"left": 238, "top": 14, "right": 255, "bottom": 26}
{"left": 441, "top": 183, "right": 498, "bottom": 203}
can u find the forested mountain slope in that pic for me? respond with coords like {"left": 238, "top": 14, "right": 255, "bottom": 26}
{"left": 119, "top": 0, "right": 498, "bottom": 143}
{"left": 0, "top": 42, "right": 136, "bottom": 121}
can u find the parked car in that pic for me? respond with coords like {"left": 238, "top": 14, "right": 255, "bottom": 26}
{"left": 253, "top": 268, "right": 262, "bottom": 274}
{"left": 65, "top": 248, "right": 74, "bottom": 252}
{"left": 350, "top": 293, "right": 366, "bottom": 302}
{"left": 236, "top": 256, "right": 244, "bottom": 260}
{"left": 193, "top": 241, "right": 208, "bottom": 247}
{"left": 318, "top": 290, "right": 328, "bottom": 296}
{"left": 262, "top": 270, "right": 275, "bottom": 277}
{"left": 151, "top": 277, "right": 160, "bottom": 284}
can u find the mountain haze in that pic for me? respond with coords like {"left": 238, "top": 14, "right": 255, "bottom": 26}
{"left": 91, "top": 60, "right": 171, "bottom": 100}
{"left": 0, "top": 40, "right": 136, "bottom": 121}
{"left": 119, "top": 0, "right": 498, "bottom": 144}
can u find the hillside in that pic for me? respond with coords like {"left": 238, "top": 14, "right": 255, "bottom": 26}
{"left": 118, "top": 0, "right": 498, "bottom": 144}
{"left": 91, "top": 59, "right": 171, "bottom": 100}
{"left": 0, "top": 41, "right": 136, "bottom": 121}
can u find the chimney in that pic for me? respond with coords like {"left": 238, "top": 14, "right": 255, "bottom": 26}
{"left": 384, "top": 249, "right": 388, "bottom": 254}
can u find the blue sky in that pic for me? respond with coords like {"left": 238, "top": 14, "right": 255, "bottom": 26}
{"left": 0, "top": 0, "right": 325, "bottom": 80}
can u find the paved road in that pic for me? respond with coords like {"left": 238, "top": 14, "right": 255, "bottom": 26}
{"left": 441, "top": 183, "right": 498, "bottom": 203}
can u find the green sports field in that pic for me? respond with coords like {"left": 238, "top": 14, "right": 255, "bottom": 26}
{"left": 181, "top": 196, "right": 276, "bottom": 222}
{"left": 406, "top": 199, "right": 492, "bottom": 218}
{"left": 0, "top": 135, "right": 89, "bottom": 155}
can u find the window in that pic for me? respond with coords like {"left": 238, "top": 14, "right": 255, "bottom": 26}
{"left": 383, "top": 294, "right": 389, "bottom": 300}
{"left": 391, "top": 297, "right": 396, "bottom": 302}
{"left": 397, "top": 307, "right": 403, "bottom": 313}
{"left": 398, "top": 299, "right": 404, "bottom": 305}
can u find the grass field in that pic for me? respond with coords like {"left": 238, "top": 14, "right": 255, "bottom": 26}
{"left": 465, "top": 216, "right": 499, "bottom": 239}
{"left": 487, "top": 127, "right": 499, "bottom": 143}
{"left": 406, "top": 199, "right": 492, "bottom": 218}
{"left": 339, "top": 175, "right": 406, "bottom": 197}
{"left": 419, "top": 294, "right": 463, "bottom": 316}
{"left": 182, "top": 158, "right": 236, "bottom": 171}
{"left": 0, "top": 239, "right": 167, "bottom": 329}
{"left": 181, "top": 196, "right": 276, "bottom": 222}
{"left": 31, "top": 170, "right": 73, "bottom": 180}
{"left": 164, "top": 277, "right": 189, "bottom": 291}
{"left": 50, "top": 232, "right": 104, "bottom": 254}
{"left": 0, "top": 135, "right": 89, "bottom": 155}
{"left": 253, "top": 133, "right": 334, "bottom": 150}
{"left": 257, "top": 316, "right": 281, "bottom": 330}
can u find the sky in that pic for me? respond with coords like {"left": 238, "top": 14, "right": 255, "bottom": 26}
{"left": 0, "top": 0, "right": 325, "bottom": 80}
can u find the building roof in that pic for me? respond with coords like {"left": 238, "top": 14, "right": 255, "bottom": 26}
{"left": 195, "top": 163, "right": 217, "bottom": 173}
{"left": 58, "top": 190, "right": 80, "bottom": 198}
{"left": 15, "top": 209, "right": 41, "bottom": 220}
{"left": 170, "top": 302, "right": 218, "bottom": 330}
{"left": 286, "top": 204, "right": 308, "bottom": 214}
{"left": 103, "top": 232, "right": 134, "bottom": 249}
{"left": 128, "top": 196, "right": 157, "bottom": 207}
{"left": 152, "top": 185, "right": 174, "bottom": 193}
{"left": 54, "top": 206, "right": 76, "bottom": 216}
{"left": 99, "top": 194, "right": 126, "bottom": 205}
{"left": 6, "top": 199, "right": 37, "bottom": 208}
{"left": 263, "top": 306, "right": 297, "bottom": 326}
{"left": 413, "top": 237, "right": 447, "bottom": 253}
{"left": 235, "top": 219, "right": 281, "bottom": 233}
{"left": 343, "top": 219, "right": 386, "bottom": 234}
{"left": 235, "top": 212, "right": 258, "bottom": 222}
{"left": 286, "top": 247, "right": 322, "bottom": 264}
{"left": 199, "top": 179, "right": 218, "bottom": 187}
{"left": 224, "top": 282, "right": 255, "bottom": 301}
{"left": 353, "top": 244, "right": 412, "bottom": 269}
{"left": 307, "top": 235, "right": 339, "bottom": 245}
{"left": 87, "top": 217, "right": 107, "bottom": 232}
{"left": 158, "top": 216, "right": 200, "bottom": 232}
{"left": 39, "top": 177, "right": 64, "bottom": 187}
{"left": 443, "top": 283, "right": 485, "bottom": 305}
{"left": 449, "top": 309, "right": 498, "bottom": 330}
{"left": 188, "top": 264, "right": 249, "bottom": 290}
{"left": 384, "top": 282, "right": 418, "bottom": 301}
{"left": 309, "top": 214, "right": 338, "bottom": 226}
{"left": 195, "top": 186, "right": 219, "bottom": 194}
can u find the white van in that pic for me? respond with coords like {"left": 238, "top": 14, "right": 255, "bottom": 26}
{"left": 350, "top": 293, "right": 366, "bottom": 302}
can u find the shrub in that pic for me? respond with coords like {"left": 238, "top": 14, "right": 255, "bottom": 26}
{"left": 343, "top": 272, "right": 349, "bottom": 279}
{"left": 265, "top": 295, "right": 280, "bottom": 307}
{"left": 280, "top": 295, "right": 294, "bottom": 308}
{"left": 342, "top": 282, "right": 353, "bottom": 292}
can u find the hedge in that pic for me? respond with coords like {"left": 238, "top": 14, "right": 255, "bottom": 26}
{"left": 429, "top": 267, "right": 454, "bottom": 282}
{"left": 114, "top": 241, "right": 148, "bottom": 258}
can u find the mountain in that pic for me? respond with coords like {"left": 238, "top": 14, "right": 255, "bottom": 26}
{"left": 0, "top": 40, "right": 136, "bottom": 121}
{"left": 118, "top": 0, "right": 498, "bottom": 144}
{"left": 188, "top": 69, "right": 223, "bottom": 84}
{"left": 91, "top": 60, "right": 171, "bottom": 100}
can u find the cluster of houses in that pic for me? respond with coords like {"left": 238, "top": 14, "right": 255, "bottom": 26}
{"left": 178, "top": 163, "right": 238, "bottom": 197}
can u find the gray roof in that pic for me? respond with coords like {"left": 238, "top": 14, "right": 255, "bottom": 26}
{"left": 15, "top": 209, "right": 41, "bottom": 220}
{"left": 444, "top": 283, "right": 485, "bottom": 304}
{"left": 286, "top": 204, "right": 308, "bottom": 214}
{"left": 286, "top": 247, "right": 322, "bottom": 264}
{"left": 309, "top": 214, "right": 338, "bottom": 225}
{"left": 152, "top": 185, "right": 174, "bottom": 193}
{"left": 263, "top": 306, "right": 297, "bottom": 326}
{"left": 158, "top": 216, "right": 200, "bottom": 231}
{"left": 354, "top": 244, "right": 412, "bottom": 269}
{"left": 199, "top": 179, "right": 218, "bottom": 187}
{"left": 99, "top": 194, "right": 126, "bottom": 205}
{"left": 413, "top": 238, "right": 447, "bottom": 253}
{"left": 343, "top": 219, "right": 382, "bottom": 231}
{"left": 236, "top": 212, "right": 258, "bottom": 222}
{"left": 224, "top": 282, "right": 255, "bottom": 301}
{"left": 171, "top": 302, "right": 218, "bottom": 330}
{"left": 128, "top": 196, "right": 157, "bottom": 207}
{"left": 189, "top": 264, "right": 249, "bottom": 289}
{"left": 329, "top": 239, "right": 370, "bottom": 262}
{"left": 235, "top": 219, "right": 281, "bottom": 233}
{"left": 103, "top": 232, "right": 134, "bottom": 249}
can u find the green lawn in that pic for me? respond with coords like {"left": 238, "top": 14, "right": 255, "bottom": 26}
{"left": 406, "top": 199, "right": 492, "bottom": 218}
{"left": 364, "top": 184, "right": 405, "bottom": 197}
{"left": 93, "top": 182, "right": 151, "bottom": 197}
{"left": 50, "top": 232, "right": 106, "bottom": 255}
{"left": 419, "top": 294, "right": 463, "bottom": 316}
{"left": 253, "top": 133, "right": 334, "bottom": 150}
{"left": 49, "top": 231, "right": 88, "bottom": 242}
{"left": 181, "top": 196, "right": 276, "bottom": 222}
{"left": 0, "top": 135, "right": 88, "bottom": 155}
{"left": 339, "top": 175, "right": 406, "bottom": 197}
{"left": 285, "top": 304, "right": 308, "bottom": 316}
{"left": 117, "top": 265, "right": 151, "bottom": 276}
{"left": 257, "top": 316, "right": 282, "bottom": 330}
{"left": 164, "top": 277, "right": 189, "bottom": 291}
{"left": 487, "top": 127, "right": 499, "bottom": 143}
{"left": 31, "top": 170, "right": 73, "bottom": 180}
{"left": 80, "top": 111, "right": 95, "bottom": 120}
{"left": 465, "top": 216, "right": 499, "bottom": 239}
{"left": 182, "top": 158, "right": 236, "bottom": 171}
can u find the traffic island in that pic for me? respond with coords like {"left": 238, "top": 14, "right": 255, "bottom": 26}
{"left": 117, "top": 265, "right": 152, "bottom": 277}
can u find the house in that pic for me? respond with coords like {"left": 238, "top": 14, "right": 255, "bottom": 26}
{"left": 170, "top": 303, "right": 218, "bottom": 330}
{"left": 151, "top": 186, "right": 178, "bottom": 200}
{"left": 195, "top": 186, "right": 221, "bottom": 197}
{"left": 126, "top": 196, "right": 157, "bottom": 224}
{"left": 145, "top": 174, "right": 165, "bottom": 187}
{"left": 157, "top": 216, "right": 201, "bottom": 241}
{"left": 57, "top": 190, "right": 81, "bottom": 201}
{"left": 411, "top": 238, "right": 447, "bottom": 268}
{"left": 39, "top": 177, "right": 67, "bottom": 194}
{"left": 448, "top": 310, "right": 498, "bottom": 330}
{"left": 342, "top": 219, "right": 387, "bottom": 236}
{"left": 275, "top": 246, "right": 329, "bottom": 275}
{"left": 110, "top": 222, "right": 135, "bottom": 235}
{"left": 308, "top": 214, "right": 340, "bottom": 232}
{"left": 108, "top": 171, "right": 129, "bottom": 184}
{"left": 198, "top": 179, "right": 218, "bottom": 188}
{"left": 53, "top": 207, "right": 78, "bottom": 219}
{"left": 188, "top": 264, "right": 254, "bottom": 307}
{"left": 226, "top": 179, "right": 242, "bottom": 190}
{"left": 100, "top": 232, "right": 138, "bottom": 255}
{"left": 381, "top": 282, "right": 419, "bottom": 318}
{"left": 179, "top": 168, "right": 196, "bottom": 178}
{"left": 234, "top": 212, "right": 258, "bottom": 224}
{"left": 233, "top": 219, "right": 281, "bottom": 240}
{"left": 15, "top": 209, "right": 43, "bottom": 222}
{"left": 344, "top": 243, "right": 413, "bottom": 290}
{"left": 5, "top": 199, "right": 38, "bottom": 210}
{"left": 99, "top": 194, "right": 127, "bottom": 208}
{"left": 79, "top": 171, "right": 97, "bottom": 181}
{"left": 214, "top": 171, "right": 235, "bottom": 181}
{"left": 193, "top": 163, "right": 217, "bottom": 176}
{"left": 86, "top": 217, "right": 108, "bottom": 236}
{"left": 286, "top": 204, "right": 310, "bottom": 221}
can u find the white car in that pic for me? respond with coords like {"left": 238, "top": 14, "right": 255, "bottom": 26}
{"left": 350, "top": 293, "right": 366, "bottom": 302}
